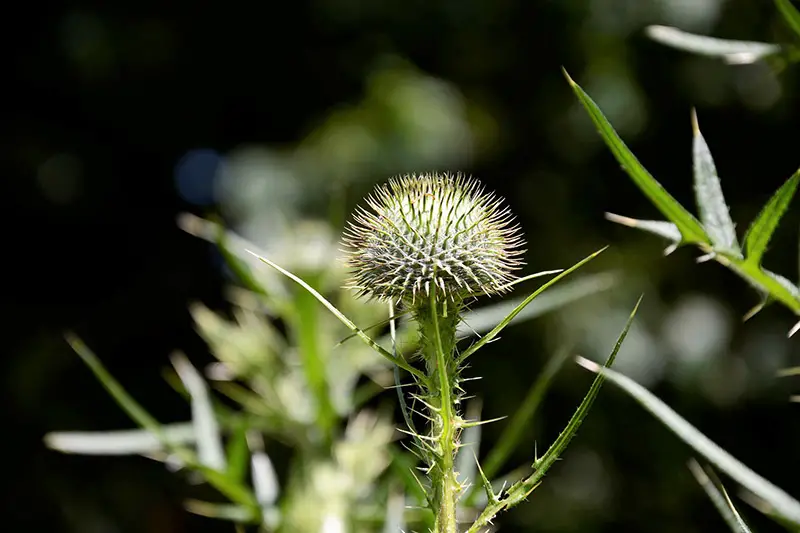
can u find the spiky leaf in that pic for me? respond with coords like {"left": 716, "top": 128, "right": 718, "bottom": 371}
{"left": 691, "top": 111, "right": 740, "bottom": 254}
{"left": 564, "top": 69, "right": 711, "bottom": 246}
{"left": 743, "top": 171, "right": 799, "bottom": 265}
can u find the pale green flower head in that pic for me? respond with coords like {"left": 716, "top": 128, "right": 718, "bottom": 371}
{"left": 342, "top": 172, "right": 525, "bottom": 304}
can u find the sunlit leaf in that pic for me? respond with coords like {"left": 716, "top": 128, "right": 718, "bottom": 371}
{"left": 171, "top": 353, "right": 227, "bottom": 471}
{"left": 577, "top": 359, "right": 800, "bottom": 526}
{"left": 691, "top": 110, "right": 740, "bottom": 254}
{"left": 247, "top": 431, "right": 280, "bottom": 509}
{"left": 645, "top": 25, "right": 781, "bottom": 64}
{"left": 564, "top": 70, "right": 710, "bottom": 245}
{"left": 605, "top": 213, "right": 682, "bottom": 243}
{"left": 44, "top": 424, "right": 195, "bottom": 456}
{"left": 743, "top": 170, "right": 800, "bottom": 265}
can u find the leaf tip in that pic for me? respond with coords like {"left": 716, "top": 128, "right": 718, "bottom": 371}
{"left": 788, "top": 319, "right": 800, "bottom": 338}
{"left": 562, "top": 67, "right": 577, "bottom": 87}
{"left": 605, "top": 212, "right": 638, "bottom": 228}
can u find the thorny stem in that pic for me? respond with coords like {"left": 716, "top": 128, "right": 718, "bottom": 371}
{"left": 416, "top": 290, "right": 463, "bottom": 533}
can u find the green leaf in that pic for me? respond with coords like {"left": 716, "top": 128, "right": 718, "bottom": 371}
{"left": 725, "top": 262, "right": 800, "bottom": 316}
{"left": 691, "top": 110, "right": 740, "bottom": 254}
{"left": 291, "top": 279, "right": 336, "bottom": 443}
{"left": 743, "top": 170, "right": 800, "bottom": 265}
{"left": 689, "top": 460, "right": 752, "bottom": 533}
{"left": 564, "top": 69, "right": 711, "bottom": 245}
{"left": 225, "top": 421, "right": 250, "bottom": 484}
{"left": 457, "top": 246, "right": 607, "bottom": 362}
{"left": 775, "top": 0, "right": 800, "bottom": 40}
{"left": 171, "top": 353, "right": 227, "bottom": 471}
{"left": 458, "top": 272, "right": 618, "bottom": 338}
{"left": 577, "top": 359, "right": 800, "bottom": 526}
{"left": 465, "top": 296, "right": 641, "bottom": 533}
{"left": 645, "top": 25, "right": 781, "bottom": 64}
{"left": 65, "top": 334, "right": 260, "bottom": 513}
{"left": 177, "top": 213, "right": 284, "bottom": 299}
{"left": 245, "top": 249, "right": 427, "bottom": 382}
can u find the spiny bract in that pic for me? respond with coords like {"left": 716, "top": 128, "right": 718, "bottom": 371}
{"left": 342, "top": 172, "right": 525, "bottom": 304}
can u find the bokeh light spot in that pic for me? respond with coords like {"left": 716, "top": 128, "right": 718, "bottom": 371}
{"left": 174, "top": 149, "right": 224, "bottom": 206}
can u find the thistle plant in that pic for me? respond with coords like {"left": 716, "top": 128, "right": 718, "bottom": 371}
{"left": 342, "top": 173, "right": 524, "bottom": 531}
{"left": 45, "top": 196, "right": 621, "bottom": 533}
{"left": 246, "top": 171, "right": 637, "bottom": 533}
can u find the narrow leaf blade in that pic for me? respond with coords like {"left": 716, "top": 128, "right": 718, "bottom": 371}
{"left": 458, "top": 272, "right": 618, "bottom": 337}
{"left": 689, "top": 460, "right": 753, "bottom": 533}
{"left": 775, "top": 0, "right": 800, "bottom": 39}
{"left": 65, "top": 335, "right": 260, "bottom": 512}
{"left": 645, "top": 25, "right": 781, "bottom": 64}
{"left": 44, "top": 424, "right": 196, "bottom": 456}
{"left": 578, "top": 360, "right": 800, "bottom": 526}
{"left": 225, "top": 420, "right": 250, "bottom": 484}
{"left": 247, "top": 432, "right": 280, "bottom": 509}
{"left": 245, "top": 250, "right": 427, "bottom": 381}
{"left": 743, "top": 170, "right": 800, "bottom": 265}
{"left": 692, "top": 110, "right": 740, "bottom": 254}
{"left": 465, "top": 296, "right": 642, "bottom": 533}
{"left": 605, "top": 213, "right": 682, "bottom": 242}
{"left": 564, "top": 69, "right": 710, "bottom": 245}
{"left": 184, "top": 500, "right": 258, "bottom": 523}
{"left": 458, "top": 247, "right": 607, "bottom": 361}
{"left": 171, "top": 353, "right": 227, "bottom": 471}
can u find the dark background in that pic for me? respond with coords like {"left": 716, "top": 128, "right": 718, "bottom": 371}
{"left": 6, "top": 0, "right": 800, "bottom": 531}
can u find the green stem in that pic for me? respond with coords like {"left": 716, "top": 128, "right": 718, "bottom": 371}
{"left": 417, "top": 292, "right": 462, "bottom": 533}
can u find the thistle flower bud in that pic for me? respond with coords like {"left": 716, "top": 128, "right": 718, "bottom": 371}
{"left": 342, "top": 172, "right": 525, "bottom": 304}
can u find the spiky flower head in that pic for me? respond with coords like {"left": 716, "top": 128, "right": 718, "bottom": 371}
{"left": 342, "top": 172, "right": 525, "bottom": 304}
